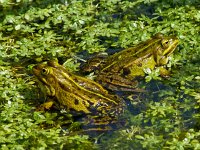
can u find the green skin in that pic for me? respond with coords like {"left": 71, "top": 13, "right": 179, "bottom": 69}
{"left": 33, "top": 60, "right": 123, "bottom": 118}
{"left": 83, "top": 33, "right": 179, "bottom": 91}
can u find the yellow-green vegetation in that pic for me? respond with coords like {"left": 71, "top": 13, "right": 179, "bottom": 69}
{"left": 0, "top": 0, "right": 200, "bottom": 149}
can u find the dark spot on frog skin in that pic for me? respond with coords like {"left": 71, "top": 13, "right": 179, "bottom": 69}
{"left": 123, "top": 68, "right": 131, "bottom": 75}
{"left": 74, "top": 99, "right": 79, "bottom": 105}
{"left": 137, "top": 63, "right": 142, "bottom": 67}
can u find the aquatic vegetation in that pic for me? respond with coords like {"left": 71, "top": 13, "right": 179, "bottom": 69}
{"left": 0, "top": 0, "right": 200, "bottom": 149}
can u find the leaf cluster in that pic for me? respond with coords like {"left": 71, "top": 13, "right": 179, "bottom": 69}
{"left": 0, "top": 0, "right": 200, "bottom": 149}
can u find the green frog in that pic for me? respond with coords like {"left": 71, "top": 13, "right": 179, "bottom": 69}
{"left": 33, "top": 60, "right": 124, "bottom": 126}
{"left": 82, "top": 33, "right": 179, "bottom": 91}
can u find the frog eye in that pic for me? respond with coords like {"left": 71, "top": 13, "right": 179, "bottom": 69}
{"left": 41, "top": 68, "right": 48, "bottom": 75}
{"left": 164, "top": 41, "right": 169, "bottom": 44}
{"left": 161, "top": 39, "right": 170, "bottom": 48}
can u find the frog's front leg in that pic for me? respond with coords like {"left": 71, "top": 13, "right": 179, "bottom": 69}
{"left": 158, "top": 66, "right": 171, "bottom": 78}
{"left": 36, "top": 99, "right": 54, "bottom": 111}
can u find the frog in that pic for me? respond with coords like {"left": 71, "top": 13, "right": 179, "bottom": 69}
{"left": 81, "top": 33, "right": 179, "bottom": 91}
{"left": 32, "top": 60, "right": 124, "bottom": 127}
